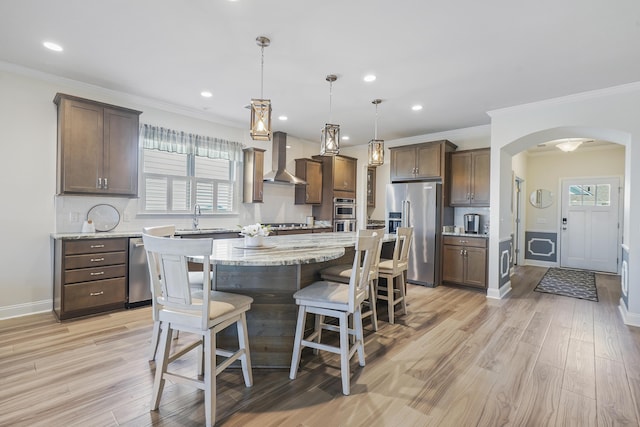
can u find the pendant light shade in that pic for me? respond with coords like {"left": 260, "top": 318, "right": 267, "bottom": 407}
{"left": 250, "top": 98, "right": 271, "bottom": 141}
{"left": 368, "top": 99, "right": 384, "bottom": 166}
{"left": 250, "top": 36, "right": 272, "bottom": 141}
{"left": 320, "top": 74, "right": 340, "bottom": 156}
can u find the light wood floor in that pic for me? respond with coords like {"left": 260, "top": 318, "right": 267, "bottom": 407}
{"left": 1, "top": 266, "right": 639, "bottom": 426}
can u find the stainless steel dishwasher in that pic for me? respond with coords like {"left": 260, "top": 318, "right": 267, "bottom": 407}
{"left": 128, "top": 237, "right": 152, "bottom": 308}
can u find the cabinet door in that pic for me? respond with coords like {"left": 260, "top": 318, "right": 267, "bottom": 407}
{"left": 471, "top": 150, "right": 490, "bottom": 206}
{"left": 103, "top": 108, "right": 139, "bottom": 196}
{"left": 295, "top": 158, "right": 323, "bottom": 204}
{"left": 415, "top": 144, "right": 441, "bottom": 179}
{"left": 306, "top": 160, "right": 323, "bottom": 203}
{"left": 243, "top": 148, "right": 265, "bottom": 203}
{"left": 390, "top": 146, "right": 417, "bottom": 180}
{"left": 464, "top": 247, "right": 487, "bottom": 288}
{"left": 367, "top": 167, "right": 376, "bottom": 207}
{"left": 442, "top": 245, "right": 465, "bottom": 283}
{"left": 333, "top": 156, "right": 356, "bottom": 192}
{"left": 253, "top": 149, "right": 264, "bottom": 202}
{"left": 59, "top": 98, "right": 103, "bottom": 194}
{"left": 450, "top": 152, "right": 472, "bottom": 206}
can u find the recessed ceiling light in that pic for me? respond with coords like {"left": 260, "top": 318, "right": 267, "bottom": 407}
{"left": 200, "top": 91, "right": 213, "bottom": 98}
{"left": 363, "top": 75, "right": 376, "bottom": 83}
{"left": 342, "top": 135, "right": 350, "bottom": 141}
{"left": 278, "top": 115, "right": 288, "bottom": 121}
{"left": 43, "top": 41, "right": 63, "bottom": 52}
{"left": 412, "top": 105, "right": 423, "bottom": 111}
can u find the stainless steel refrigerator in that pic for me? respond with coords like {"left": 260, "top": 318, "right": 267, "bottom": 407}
{"left": 386, "top": 182, "right": 448, "bottom": 287}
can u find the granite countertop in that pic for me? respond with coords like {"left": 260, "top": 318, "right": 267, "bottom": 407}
{"left": 51, "top": 224, "right": 332, "bottom": 240}
{"left": 188, "top": 232, "right": 395, "bottom": 267}
{"left": 442, "top": 231, "right": 489, "bottom": 239}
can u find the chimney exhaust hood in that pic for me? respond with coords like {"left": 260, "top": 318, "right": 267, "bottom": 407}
{"left": 263, "top": 131, "right": 307, "bottom": 185}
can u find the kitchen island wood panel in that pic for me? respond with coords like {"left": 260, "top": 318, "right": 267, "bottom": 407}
{"left": 193, "top": 233, "right": 387, "bottom": 367}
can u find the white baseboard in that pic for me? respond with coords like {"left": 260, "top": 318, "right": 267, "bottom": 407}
{"left": 618, "top": 298, "right": 640, "bottom": 327}
{"left": 487, "top": 281, "right": 512, "bottom": 299}
{"left": 524, "top": 260, "right": 558, "bottom": 268}
{"left": 0, "top": 300, "right": 52, "bottom": 320}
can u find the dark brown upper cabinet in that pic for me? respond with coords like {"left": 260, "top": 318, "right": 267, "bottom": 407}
{"left": 54, "top": 93, "right": 141, "bottom": 197}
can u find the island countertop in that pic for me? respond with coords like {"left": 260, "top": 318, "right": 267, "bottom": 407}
{"left": 191, "top": 231, "right": 394, "bottom": 267}
{"left": 182, "top": 231, "right": 394, "bottom": 367}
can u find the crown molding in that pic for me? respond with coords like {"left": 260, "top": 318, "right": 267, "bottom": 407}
{"left": 488, "top": 81, "right": 640, "bottom": 119}
{"left": 386, "top": 124, "right": 491, "bottom": 148}
{"left": 0, "top": 60, "right": 244, "bottom": 129}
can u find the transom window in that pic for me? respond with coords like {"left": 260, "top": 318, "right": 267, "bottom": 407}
{"left": 139, "top": 124, "right": 243, "bottom": 214}
{"left": 568, "top": 184, "right": 611, "bottom": 206}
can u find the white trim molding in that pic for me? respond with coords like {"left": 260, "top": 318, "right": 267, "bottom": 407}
{"left": 524, "top": 259, "right": 558, "bottom": 268}
{"left": 0, "top": 300, "right": 52, "bottom": 320}
{"left": 619, "top": 298, "right": 640, "bottom": 328}
{"left": 487, "top": 281, "right": 512, "bottom": 299}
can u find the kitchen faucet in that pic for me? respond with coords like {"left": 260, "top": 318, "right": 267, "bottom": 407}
{"left": 192, "top": 204, "right": 201, "bottom": 230}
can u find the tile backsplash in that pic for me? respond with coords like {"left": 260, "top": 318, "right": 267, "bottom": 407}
{"left": 452, "top": 206, "right": 490, "bottom": 234}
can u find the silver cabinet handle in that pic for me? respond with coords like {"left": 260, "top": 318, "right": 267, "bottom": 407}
{"left": 90, "top": 258, "right": 105, "bottom": 262}
{"left": 90, "top": 244, "right": 105, "bottom": 248}
{"left": 97, "top": 177, "right": 102, "bottom": 188}
{"left": 104, "top": 178, "right": 108, "bottom": 189}
{"left": 90, "top": 271, "right": 105, "bottom": 276}
{"left": 89, "top": 291, "right": 104, "bottom": 296}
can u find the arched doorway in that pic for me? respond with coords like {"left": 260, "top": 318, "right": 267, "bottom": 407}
{"left": 487, "top": 125, "right": 631, "bottom": 302}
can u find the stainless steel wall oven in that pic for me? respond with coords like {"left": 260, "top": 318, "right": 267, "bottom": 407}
{"left": 333, "top": 197, "right": 356, "bottom": 232}
{"left": 333, "top": 197, "right": 356, "bottom": 219}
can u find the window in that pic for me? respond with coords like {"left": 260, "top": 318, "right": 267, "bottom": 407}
{"left": 140, "top": 124, "right": 243, "bottom": 214}
{"left": 568, "top": 184, "right": 611, "bottom": 207}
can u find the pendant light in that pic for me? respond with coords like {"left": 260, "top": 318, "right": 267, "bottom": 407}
{"left": 555, "top": 138, "right": 583, "bottom": 152}
{"left": 250, "top": 36, "right": 272, "bottom": 141}
{"left": 368, "top": 99, "right": 384, "bottom": 166}
{"left": 320, "top": 74, "right": 340, "bottom": 156}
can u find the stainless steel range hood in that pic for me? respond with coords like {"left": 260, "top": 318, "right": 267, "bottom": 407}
{"left": 263, "top": 131, "right": 307, "bottom": 185}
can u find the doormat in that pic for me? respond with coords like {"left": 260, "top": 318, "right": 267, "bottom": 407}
{"left": 534, "top": 268, "right": 598, "bottom": 302}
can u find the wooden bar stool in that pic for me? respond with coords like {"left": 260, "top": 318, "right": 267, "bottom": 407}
{"left": 143, "top": 234, "right": 253, "bottom": 426}
{"left": 143, "top": 225, "right": 211, "bottom": 361}
{"left": 317, "top": 229, "right": 383, "bottom": 331}
{"left": 289, "top": 231, "right": 378, "bottom": 395}
{"left": 377, "top": 227, "right": 413, "bottom": 324}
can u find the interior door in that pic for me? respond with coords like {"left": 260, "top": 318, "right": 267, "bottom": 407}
{"left": 560, "top": 177, "right": 620, "bottom": 273}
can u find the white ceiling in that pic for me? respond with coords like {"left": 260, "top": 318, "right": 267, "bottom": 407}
{"left": 1, "top": 0, "right": 639, "bottom": 146}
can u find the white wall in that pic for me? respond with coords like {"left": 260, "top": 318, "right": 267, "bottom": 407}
{"left": 0, "top": 64, "right": 319, "bottom": 319}
{"left": 524, "top": 145, "right": 625, "bottom": 231}
{"left": 488, "top": 82, "right": 640, "bottom": 324}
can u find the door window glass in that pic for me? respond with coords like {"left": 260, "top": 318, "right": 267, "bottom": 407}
{"left": 568, "top": 184, "right": 610, "bottom": 206}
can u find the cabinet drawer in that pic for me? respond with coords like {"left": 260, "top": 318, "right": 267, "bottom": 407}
{"left": 63, "top": 278, "right": 126, "bottom": 312}
{"left": 65, "top": 238, "right": 127, "bottom": 255}
{"left": 65, "top": 264, "right": 127, "bottom": 284}
{"left": 443, "top": 236, "right": 487, "bottom": 248}
{"left": 65, "top": 251, "right": 126, "bottom": 269}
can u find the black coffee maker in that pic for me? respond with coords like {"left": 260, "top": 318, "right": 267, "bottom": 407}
{"left": 463, "top": 214, "right": 480, "bottom": 234}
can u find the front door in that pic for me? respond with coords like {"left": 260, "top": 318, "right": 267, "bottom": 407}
{"left": 560, "top": 177, "right": 620, "bottom": 273}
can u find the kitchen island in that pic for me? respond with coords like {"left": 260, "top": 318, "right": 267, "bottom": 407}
{"left": 191, "top": 232, "right": 392, "bottom": 367}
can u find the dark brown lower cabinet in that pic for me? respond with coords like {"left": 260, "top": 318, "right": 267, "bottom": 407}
{"left": 53, "top": 237, "right": 128, "bottom": 320}
{"left": 442, "top": 235, "right": 487, "bottom": 289}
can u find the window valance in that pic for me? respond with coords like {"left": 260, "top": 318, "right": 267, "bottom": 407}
{"left": 140, "top": 123, "right": 244, "bottom": 162}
